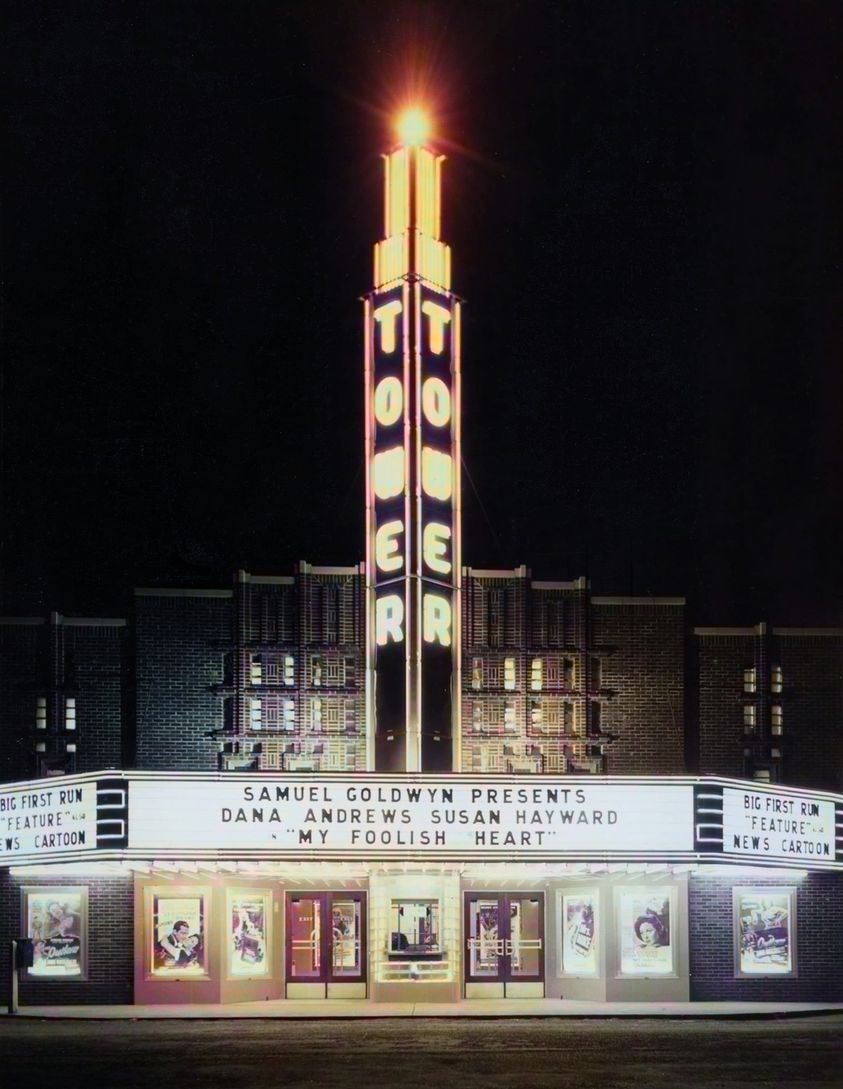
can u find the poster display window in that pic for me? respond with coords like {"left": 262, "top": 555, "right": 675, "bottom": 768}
{"left": 561, "top": 891, "right": 598, "bottom": 976}
{"left": 618, "top": 888, "right": 675, "bottom": 977}
{"left": 23, "top": 887, "right": 87, "bottom": 979}
{"left": 150, "top": 891, "right": 208, "bottom": 977}
{"left": 734, "top": 888, "right": 796, "bottom": 976}
{"left": 227, "top": 890, "right": 270, "bottom": 978}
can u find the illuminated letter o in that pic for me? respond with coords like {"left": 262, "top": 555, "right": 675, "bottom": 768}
{"left": 374, "top": 376, "right": 403, "bottom": 427}
{"left": 422, "top": 377, "right": 451, "bottom": 427}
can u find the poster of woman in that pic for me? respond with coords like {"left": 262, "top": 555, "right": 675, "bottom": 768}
{"left": 229, "top": 892, "right": 269, "bottom": 977}
{"left": 619, "top": 891, "right": 673, "bottom": 975}
{"left": 25, "top": 888, "right": 86, "bottom": 977}
{"left": 152, "top": 895, "right": 206, "bottom": 976}
{"left": 736, "top": 890, "right": 793, "bottom": 975}
{"left": 562, "top": 894, "right": 598, "bottom": 975}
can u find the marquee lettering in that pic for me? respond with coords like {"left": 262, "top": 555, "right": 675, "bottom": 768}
{"left": 374, "top": 376, "right": 404, "bottom": 426}
{"left": 377, "top": 594, "right": 405, "bottom": 645}
{"left": 376, "top": 520, "right": 404, "bottom": 573}
{"left": 373, "top": 300, "right": 402, "bottom": 353}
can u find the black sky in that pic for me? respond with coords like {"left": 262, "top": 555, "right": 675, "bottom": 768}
{"left": 3, "top": 1, "right": 842, "bottom": 624}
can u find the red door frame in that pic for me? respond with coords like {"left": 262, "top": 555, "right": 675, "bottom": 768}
{"left": 464, "top": 891, "right": 545, "bottom": 991}
{"left": 285, "top": 891, "right": 367, "bottom": 987}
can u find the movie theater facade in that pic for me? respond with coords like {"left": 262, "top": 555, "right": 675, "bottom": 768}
{"left": 2, "top": 771, "right": 842, "bottom": 1005}
{"left": 2, "top": 120, "right": 842, "bottom": 1008}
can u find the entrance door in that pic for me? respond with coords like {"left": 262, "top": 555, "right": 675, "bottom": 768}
{"left": 464, "top": 892, "right": 544, "bottom": 998}
{"left": 286, "top": 892, "right": 367, "bottom": 999}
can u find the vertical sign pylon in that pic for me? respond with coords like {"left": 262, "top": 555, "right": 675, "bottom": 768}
{"left": 365, "top": 119, "right": 461, "bottom": 772}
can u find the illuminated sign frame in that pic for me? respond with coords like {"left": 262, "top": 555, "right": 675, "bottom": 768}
{"left": 2, "top": 772, "right": 841, "bottom": 871}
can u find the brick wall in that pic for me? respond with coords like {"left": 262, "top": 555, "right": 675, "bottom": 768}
{"left": 689, "top": 871, "right": 843, "bottom": 1001}
{"left": 593, "top": 598, "right": 685, "bottom": 773}
{"left": 0, "top": 872, "right": 134, "bottom": 1006}
{"left": 134, "top": 590, "right": 232, "bottom": 770}
{"left": 697, "top": 632, "right": 751, "bottom": 779}
{"left": 0, "top": 621, "right": 42, "bottom": 782}
{"left": 777, "top": 632, "right": 843, "bottom": 792}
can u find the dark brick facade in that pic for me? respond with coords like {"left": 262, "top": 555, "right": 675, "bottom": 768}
{"left": 0, "top": 615, "right": 124, "bottom": 783}
{"left": 696, "top": 626, "right": 843, "bottom": 791}
{"left": 134, "top": 589, "right": 232, "bottom": 771}
{"left": 689, "top": 871, "right": 843, "bottom": 1001}
{"left": 0, "top": 871, "right": 134, "bottom": 1006}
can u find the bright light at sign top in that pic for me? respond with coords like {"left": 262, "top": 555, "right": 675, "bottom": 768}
{"left": 396, "top": 108, "right": 430, "bottom": 147}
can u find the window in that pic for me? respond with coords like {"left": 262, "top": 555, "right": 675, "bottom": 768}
{"left": 64, "top": 697, "right": 76, "bottom": 731}
{"left": 743, "top": 704, "right": 757, "bottom": 733}
{"left": 36, "top": 696, "right": 47, "bottom": 730}
{"left": 530, "top": 699, "right": 542, "bottom": 731}
{"left": 471, "top": 702, "right": 483, "bottom": 732}
{"left": 249, "top": 698, "right": 262, "bottom": 730}
{"left": 771, "top": 665, "right": 783, "bottom": 694}
{"left": 504, "top": 700, "right": 518, "bottom": 734}
{"left": 589, "top": 656, "right": 602, "bottom": 691}
{"left": 310, "top": 655, "right": 323, "bottom": 687}
{"left": 743, "top": 667, "right": 757, "bottom": 694}
{"left": 282, "top": 699, "right": 295, "bottom": 731}
{"left": 562, "top": 657, "right": 575, "bottom": 689}
{"left": 504, "top": 657, "right": 516, "bottom": 691}
{"left": 471, "top": 658, "right": 483, "bottom": 690}
{"left": 250, "top": 655, "right": 262, "bottom": 685}
{"left": 734, "top": 887, "right": 796, "bottom": 977}
{"left": 771, "top": 705, "right": 783, "bottom": 736}
{"left": 310, "top": 697, "right": 323, "bottom": 731}
{"left": 563, "top": 701, "right": 574, "bottom": 733}
{"left": 327, "top": 658, "right": 344, "bottom": 686}
{"left": 390, "top": 900, "right": 441, "bottom": 956}
{"left": 66, "top": 742, "right": 77, "bottom": 753}
{"left": 589, "top": 701, "right": 602, "bottom": 734}
{"left": 530, "top": 658, "right": 543, "bottom": 691}
{"left": 283, "top": 655, "right": 295, "bottom": 686}
{"left": 489, "top": 590, "right": 503, "bottom": 646}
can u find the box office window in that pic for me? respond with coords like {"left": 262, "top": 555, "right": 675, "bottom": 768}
{"left": 390, "top": 900, "right": 441, "bottom": 957}
{"left": 617, "top": 888, "right": 676, "bottom": 977}
{"left": 22, "top": 887, "right": 87, "bottom": 979}
{"left": 561, "top": 891, "right": 598, "bottom": 977}
{"left": 149, "top": 891, "right": 209, "bottom": 978}
{"left": 734, "top": 887, "right": 796, "bottom": 977}
{"left": 227, "top": 891, "right": 270, "bottom": 979}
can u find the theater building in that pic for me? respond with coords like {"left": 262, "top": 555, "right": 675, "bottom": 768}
{"left": 1, "top": 115, "right": 841, "bottom": 1009}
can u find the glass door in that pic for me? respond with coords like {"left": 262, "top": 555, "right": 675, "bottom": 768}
{"left": 465, "top": 893, "right": 544, "bottom": 993}
{"left": 286, "top": 892, "right": 366, "bottom": 990}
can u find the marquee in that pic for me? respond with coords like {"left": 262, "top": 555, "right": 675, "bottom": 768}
{"left": 1, "top": 772, "right": 841, "bottom": 870}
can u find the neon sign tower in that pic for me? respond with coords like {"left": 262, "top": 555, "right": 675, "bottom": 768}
{"left": 364, "top": 110, "right": 461, "bottom": 772}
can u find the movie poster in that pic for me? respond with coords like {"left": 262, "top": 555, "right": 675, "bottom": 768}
{"left": 228, "top": 892, "right": 269, "bottom": 977}
{"left": 619, "top": 890, "right": 673, "bottom": 975}
{"left": 152, "top": 894, "right": 206, "bottom": 976}
{"left": 25, "top": 888, "right": 86, "bottom": 978}
{"left": 562, "top": 893, "right": 598, "bottom": 975}
{"left": 736, "top": 890, "right": 793, "bottom": 975}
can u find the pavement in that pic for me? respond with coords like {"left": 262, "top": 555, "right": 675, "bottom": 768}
{"left": 7, "top": 998, "right": 843, "bottom": 1019}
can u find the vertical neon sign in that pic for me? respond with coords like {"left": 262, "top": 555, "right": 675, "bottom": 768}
{"left": 365, "top": 116, "right": 461, "bottom": 772}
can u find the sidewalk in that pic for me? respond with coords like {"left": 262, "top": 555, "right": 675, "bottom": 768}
{"left": 7, "top": 999, "right": 843, "bottom": 1019}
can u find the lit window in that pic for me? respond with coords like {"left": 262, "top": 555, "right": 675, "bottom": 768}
{"left": 66, "top": 742, "right": 77, "bottom": 753}
{"left": 250, "top": 655, "right": 262, "bottom": 685}
{"left": 283, "top": 699, "right": 295, "bottom": 730}
{"left": 743, "top": 667, "right": 757, "bottom": 694}
{"left": 471, "top": 658, "right": 483, "bottom": 690}
{"left": 35, "top": 742, "right": 46, "bottom": 753}
{"left": 311, "top": 697, "right": 323, "bottom": 730}
{"left": 504, "top": 700, "right": 517, "bottom": 734}
{"left": 530, "top": 658, "right": 543, "bottom": 691}
{"left": 64, "top": 697, "right": 76, "bottom": 731}
{"left": 743, "top": 704, "right": 756, "bottom": 733}
{"left": 36, "top": 696, "right": 47, "bottom": 730}
{"left": 530, "top": 699, "right": 542, "bottom": 729}
{"left": 771, "top": 665, "right": 783, "bottom": 694}
{"left": 504, "top": 658, "right": 516, "bottom": 691}
{"left": 250, "top": 698, "right": 262, "bottom": 730}
{"left": 753, "top": 768, "right": 771, "bottom": 783}
{"left": 472, "top": 702, "right": 483, "bottom": 732}
{"left": 311, "top": 656, "right": 323, "bottom": 687}
{"left": 771, "top": 705, "right": 783, "bottom": 736}
{"left": 284, "top": 655, "right": 295, "bottom": 685}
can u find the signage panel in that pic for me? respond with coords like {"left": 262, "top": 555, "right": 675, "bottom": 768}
{"left": 128, "top": 778, "right": 694, "bottom": 858}
{"left": 722, "top": 785, "right": 836, "bottom": 863}
{"left": 0, "top": 780, "right": 98, "bottom": 862}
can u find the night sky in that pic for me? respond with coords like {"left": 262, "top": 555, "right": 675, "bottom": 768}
{"left": 3, "top": 2, "right": 841, "bottom": 624}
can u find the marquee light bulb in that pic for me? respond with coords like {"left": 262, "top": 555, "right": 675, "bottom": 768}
{"left": 396, "top": 107, "right": 430, "bottom": 147}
